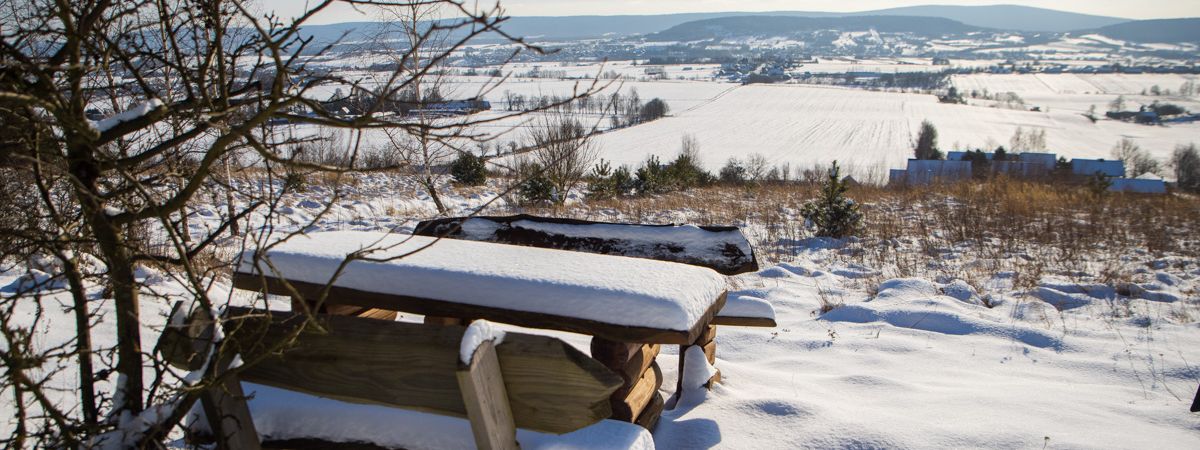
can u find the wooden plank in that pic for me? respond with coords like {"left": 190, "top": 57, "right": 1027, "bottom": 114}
{"left": 221, "top": 307, "right": 622, "bottom": 434}
{"left": 457, "top": 340, "right": 518, "bottom": 450}
{"left": 712, "top": 316, "right": 777, "bottom": 327}
{"left": 234, "top": 274, "right": 727, "bottom": 345}
{"left": 634, "top": 392, "right": 665, "bottom": 432}
{"left": 610, "top": 362, "right": 663, "bottom": 421}
{"left": 425, "top": 316, "right": 469, "bottom": 326}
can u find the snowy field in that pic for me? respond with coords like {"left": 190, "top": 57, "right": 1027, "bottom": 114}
{"left": 292, "top": 62, "right": 1200, "bottom": 181}
{"left": 591, "top": 79, "right": 1199, "bottom": 180}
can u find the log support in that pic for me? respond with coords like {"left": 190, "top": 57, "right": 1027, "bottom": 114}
{"left": 592, "top": 338, "right": 664, "bottom": 429}
{"left": 677, "top": 323, "right": 720, "bottom": 398}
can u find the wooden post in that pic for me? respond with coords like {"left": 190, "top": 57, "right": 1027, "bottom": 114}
{"left": 200, "top": 369, "right": 262, "bottom": 450}
{"left": 457, "top": 340, "right": 519, "bottom": 450}
{"left": 677, "top": 323, "right": 720, "bottom": 399}
{"left": 158, "top": 303, "right": 261, "bottom": 449}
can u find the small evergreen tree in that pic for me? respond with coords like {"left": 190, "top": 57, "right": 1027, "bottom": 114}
{"left": 635, "top": 155, "right": 672, "bottom": 195}
{"left": 914, "top": 120, "right": 943, "bottom": 160}
{"left": 450, "top": 152, "right": 488, "bottom": 186}
{"left": 516, "top": 162, "right": 556, "bottom": 205}
{"left": 1086, "top": 172, "right": 1112, "bottom": 198}
{"left": 586, "top": 160, "right": 635, "bottom": 200}
{"left": 801, "top": 161, "right": 863, "bottom": 239}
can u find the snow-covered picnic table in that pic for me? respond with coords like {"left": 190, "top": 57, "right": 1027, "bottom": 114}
{"left": 234, "top": 231, "right": 729, "bottom": 344}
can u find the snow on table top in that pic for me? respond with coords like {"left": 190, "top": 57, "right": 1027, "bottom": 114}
{"left": 456, "top": 218, "right": 754, "bottom": 270}
{"left": 238, "top": 231, "right": 728, "bottom": 331}
{"left": 717, "top": 294, "right": 776, "bottom": 320}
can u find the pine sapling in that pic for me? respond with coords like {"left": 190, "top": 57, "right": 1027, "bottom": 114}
{"left": 801, "top": 161, "right": 864, "bottom": 239}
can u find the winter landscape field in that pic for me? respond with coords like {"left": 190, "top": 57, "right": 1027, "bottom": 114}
{"left": 2, "top": 1, "right": 1200, "bottom": 449}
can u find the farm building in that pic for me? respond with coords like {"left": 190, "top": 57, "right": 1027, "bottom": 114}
{"left": 891, "top": 160, "right": 972, "bottom": 186}
{"left": 991, "top": 160, "right": 1047, "bottom": 178}
{"left": 1109, "top": 177, "right": 1168, "bottom": 194}
{"left": 1071, "top": 159, "right": 1125, "bottom": 178}
{"left": 1018, "top": 153, "right": 1058, "bottom": 170}
{"left": 946, "top": 151, "right": 1051, "bottom": 178}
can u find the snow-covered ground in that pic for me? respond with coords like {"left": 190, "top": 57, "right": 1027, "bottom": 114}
{"left": 4, "top": 173, "right": 1198, "bottom": 448}
{"left": 653, "top": 249, "right": 1200, "bottom": 449}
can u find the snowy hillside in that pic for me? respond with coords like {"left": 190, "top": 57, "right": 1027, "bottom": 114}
{"left": 591, "top": 80, "right": 1200, "bottom": 180}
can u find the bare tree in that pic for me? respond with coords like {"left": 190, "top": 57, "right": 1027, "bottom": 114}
{"left": 1111, "top": 138, "right": 1160, "bottom": 178}
{"left": 378, "top": 2, "right": 456, "bottom": 214}
{"left": 1173, "top": 143, "right": 1200, "bottom": 193}
{"left": 526, "top": 112, "right": 600, "bottom": 203}
{"left": 0, "top": 0, "right": 604, "bottom": 446}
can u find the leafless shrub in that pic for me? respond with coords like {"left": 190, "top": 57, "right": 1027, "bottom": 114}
{"left": 0, "top": 0, "right": 606, "bottom": 446}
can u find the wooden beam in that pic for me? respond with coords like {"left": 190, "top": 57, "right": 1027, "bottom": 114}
{"left": 590, "top": 338, "right": 645, "bottom": 367}
{"left": 696, "top": 324, "right": 717, "bottom": 345}
{"left": 610, "top": 362, "right": 663, "bottom": 421}
{"left": 699, "top": 340, "right": 717, "bottom": 364}
{"left": 425, "top": 316, "right": 469, "bottom": 326}
{"left": 634, "top": 392, "right": 665, "bottom": 432}
{"left": 614, "top": 344, "right": 661, "bottom": 385}
{"left": 157, "top": 302, "right": 217, "bottom": 371}
{"left": 221, "top": 307, "right": 622, "bottom": 434}
{"left": 457, "top": 340, "right": 518, "bottom": 450}
{"left": 712, "top": 316, "right": 777, "bottom": 327}
{"left": 234, "top": 274, "right": 726, "bottom": 345}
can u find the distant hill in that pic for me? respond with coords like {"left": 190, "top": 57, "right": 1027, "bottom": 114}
{"left": 863, "top": 5, "right": 1127, "bottom": 32}
{"left": 298, "top": 5, "right": 1135, "bottom": 46}
{"left": 1083, "top": 18, "right": 1200, "bottom": 44}
{"left": 646, "top": 16, "right": 982, "bottom": 42}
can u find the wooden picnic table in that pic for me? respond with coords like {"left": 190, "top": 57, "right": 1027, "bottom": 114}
{"left": 233, "top": 231, "right": 728, "bottom": 345}
{"left": 233, "top": 231, "right": 732, "bottom": 427}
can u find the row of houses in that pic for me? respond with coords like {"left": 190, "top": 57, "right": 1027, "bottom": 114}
{"left": 889, "top": 151, "right": 1168, "bottom": 194}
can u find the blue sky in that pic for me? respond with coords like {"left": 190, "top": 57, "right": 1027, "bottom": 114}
{"left": 259, "top": 1, "right": 1200, "bottom": 24}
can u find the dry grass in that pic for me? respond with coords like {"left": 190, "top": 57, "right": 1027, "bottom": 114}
{"left": 506, "top": 177, "right": 1200, "bottom": 305}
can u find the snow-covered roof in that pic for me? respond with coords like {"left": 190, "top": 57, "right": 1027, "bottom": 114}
{"left": 237, "top": 231, "right": 728, "bottom": 332}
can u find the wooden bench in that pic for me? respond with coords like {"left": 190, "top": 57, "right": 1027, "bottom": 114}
{"left": 160, "top": 305, "right": 652, "bottom": 449}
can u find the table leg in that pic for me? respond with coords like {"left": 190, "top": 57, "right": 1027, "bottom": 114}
{"left": 591, "top": 337, "right": 663, "bottom": 427}
{"left": 677, "top": 323, "right": 719, "bottom": 397}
